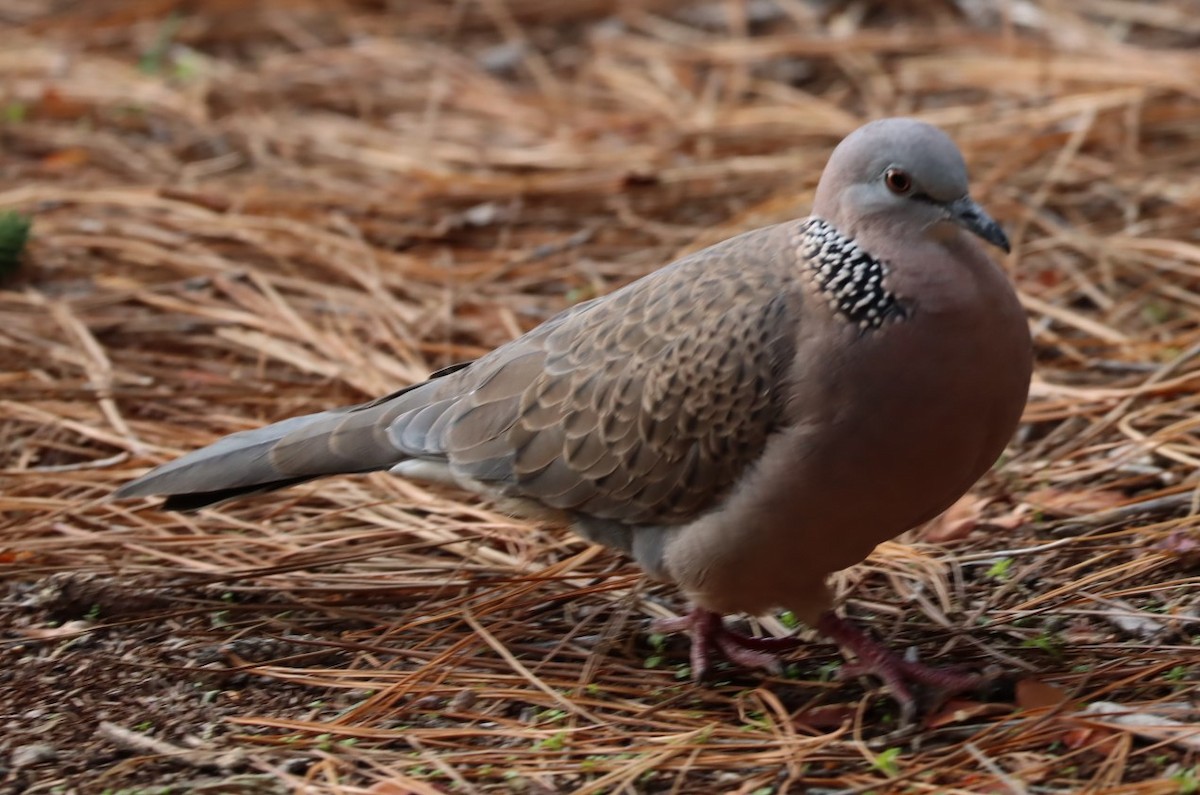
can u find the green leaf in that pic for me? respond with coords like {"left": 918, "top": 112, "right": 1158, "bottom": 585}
{"left": 986, "top": 556, "right": 1014, "bottom": 581}
{"left": 1172, "top": 766, "right": 1199, "bottom": 794}
{"left": 872, "top": 747, "right": 902, "bottom": 777}
{"left": 533, "top": 731, "right": 568, "bottom": 751}
{"left": 1021, "top": 631, "right": 1065, "bottom": 658}
{"left": 3, "top": 102, "right": 26, "bottom": 123}
{"left": 0, "top": 211, "right": 31, "bottom": 276}
{"left": 139, "top": 12, "right": 183, "bottom": 74}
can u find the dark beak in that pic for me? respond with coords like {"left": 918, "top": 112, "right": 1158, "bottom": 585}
{"left": 947, "top": 196, "right": 1010, "bottom": 253}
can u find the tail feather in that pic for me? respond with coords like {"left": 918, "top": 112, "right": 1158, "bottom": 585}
{"left": 115, "top": 366, "right": 469, "bottom": 510}
{"left": 114, "top": 409, "right": 363, "bottom": 509}
{"left": 159, "top": 476, "right": 320, "bottom": 512}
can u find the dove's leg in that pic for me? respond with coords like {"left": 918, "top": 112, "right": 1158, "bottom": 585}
{"left": 651, "top": 607, "right": 801, "bottom": 677}
{"left": 816, "top": 611, "right": 989, "bottom": 724}
{"left": 651, "top": 608, "right": 988, "bottom": 720}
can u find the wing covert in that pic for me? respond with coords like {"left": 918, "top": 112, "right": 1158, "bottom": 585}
{"left": 387, "top": 222, "right": 804, "bottom": 525}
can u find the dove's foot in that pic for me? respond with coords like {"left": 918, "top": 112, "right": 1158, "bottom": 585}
{"left": 817, "top": 611, "right": 991, "bottom": 725}
{"left": 652, "top": 607, "right": 801, "bottom": 678}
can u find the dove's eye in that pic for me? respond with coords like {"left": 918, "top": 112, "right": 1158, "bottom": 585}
{"left": 884, "top": 168, "right": 913, "bottom": 195}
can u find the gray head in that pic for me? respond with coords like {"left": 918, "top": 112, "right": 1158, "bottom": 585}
{"left": 813, "top": 118, "right": 1009, "bottom": 253}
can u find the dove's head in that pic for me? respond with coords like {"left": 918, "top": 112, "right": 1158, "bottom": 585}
{"left": 813, "top": 117, "right": 1009, "bottom": 253}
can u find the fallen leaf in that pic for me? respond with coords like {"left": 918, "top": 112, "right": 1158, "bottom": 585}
{"left": 1063, "top": 725, "right": 1121, "bottom": 755}
{"left": 1035, "top": 268, "right": 1062, "bottom": 288}
{"left": 1015, "top": 678, "right": 1072, "bottom": 711}
{"left": 34, "top": 86, "right": 91, "bottom": 121}
{"left": 923, "top": 495, "right": 991, "bottom": 543}
{"left": 955, "top": 776, "right": 1018, "bottom": 795}
{"left": 39, "top": 148, "right": 90, "bottom": 172}
{"left": 1095, "top": 598, "right": 1166, "bottom": 639}
{"left": 925, "top": 698, "right": 1011, "bottom": 728}
{"left": 367, "top": 784, "right": 417, "bottom": 795}
{"left": 1062, "top": 618, "right": 1111, "bottom": 645}
{"left": 1082, "top": 701, "right": 1200, "bottom": 751}
{"left": 792, "top": 703, "right": 857, "bottom": 730}
{"left": 984, "top": 510, "right": 1028, "bottom": 531}
{"left": 1155, "top": 530, "right": 1200, "bottom": 566}
{"left": 17, "top": 620, "right": 92, "bottom": 641}
{"left": 1024, "top": 487, "right": 1126, "bottom": 517}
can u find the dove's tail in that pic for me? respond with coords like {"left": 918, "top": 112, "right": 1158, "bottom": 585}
{"left": 114, "top": 364, "right": 470, "bottom": 511}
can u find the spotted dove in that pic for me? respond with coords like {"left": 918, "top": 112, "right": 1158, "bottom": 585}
{"left": 116, "top": 118, "right": 1032, "bottom": 718}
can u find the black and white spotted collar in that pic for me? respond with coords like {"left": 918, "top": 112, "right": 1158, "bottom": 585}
{"left": 793, "top": 217, "right": 910, "bottom": 329}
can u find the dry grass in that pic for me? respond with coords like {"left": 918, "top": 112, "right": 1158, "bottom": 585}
{"left": 1, "top": 1, "right": 1199, "bottom": 793}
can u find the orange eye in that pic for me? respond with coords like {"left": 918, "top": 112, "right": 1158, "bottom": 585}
{"left": 884, "top": 168, "right": 912, "bottom": 194}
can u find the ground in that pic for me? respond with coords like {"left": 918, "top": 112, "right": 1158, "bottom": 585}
{"left": 1, "top": 1, "right": 1198, "bottom": 793}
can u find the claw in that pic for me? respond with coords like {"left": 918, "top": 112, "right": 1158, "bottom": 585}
{"left": 817, "top": 611, "right": 992, "bottom": 725}
{"left": 652, "top": 607, "right": 994, "bottom": 723}
{"left": 651, "top": 607, "right": 800, "bottom": 679}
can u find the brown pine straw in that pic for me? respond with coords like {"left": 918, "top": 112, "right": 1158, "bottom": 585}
{"left": 2, "top": 1, "right": 1199, "bottom": 793}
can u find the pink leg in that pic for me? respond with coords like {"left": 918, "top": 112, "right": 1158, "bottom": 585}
{"left": 816, "top": 611, "right": 989, "bottom": 724}
{"left": 651, "top": 607, "right": 801, "bottom": 678}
